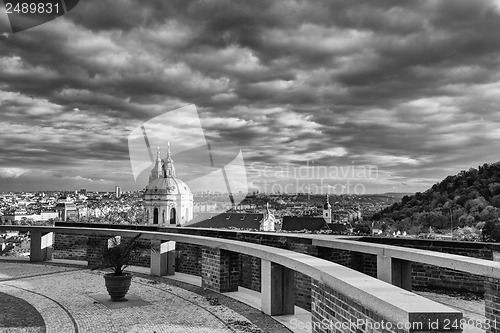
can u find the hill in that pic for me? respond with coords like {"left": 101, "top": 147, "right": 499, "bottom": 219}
{"left": 372, "top": 162, "right": 500, "bottom": 238}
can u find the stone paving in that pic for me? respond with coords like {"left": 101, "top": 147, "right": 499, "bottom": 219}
{"left": 0, "top": 260, "right": 290, "bottom": 333}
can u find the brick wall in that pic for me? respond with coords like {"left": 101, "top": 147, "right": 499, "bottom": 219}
{"left": 485, "top": 277, "right": 500, "bottom": 333}
{"left": 412, "top": 263, "right": 484, "bottom": 293}
{"left": 201, "top": 247, "right": 239, "bottom": 292}
{"left": 317, "top": 247, "right": 352, "bottom": 267}
{"left": 175, "top": 242, "right": 202, "bottom": 276}
{"left": 288, "top": 243, "right": 317, "bottom": 310}
{"left": 126, "top": 238, "right": 150, "bottom": 268}
{"left": 311, "top": 279, "right": 462, "bottom": 333}
{"left": 361, "top": 237, "right": 499, "bottom": 294}
{"left": 56, "top": 234, "right": 151, "bottom": 269}
{"left": 86, "top": 235, "right": 107, "bottom": 267}
{"left": 167, "top": 229, "right": 317, "bottom": 310}
{"left": 53, "top": 233, "right": 87, "bottom": 260}
{"left": 312, "top": 279, "right": 402, "bottom": 333}
{"left": 240, "top": 254, "right": 261, "bottom": 291}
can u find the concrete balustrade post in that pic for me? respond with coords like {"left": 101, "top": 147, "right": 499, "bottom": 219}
{"left": 485, "top": 277, "right": 500, "bottom": 333}
{"left": 261, "top": 259, "right": 295, "bottom": 316}
{"left": 378, "top": 254, "right": 412, "bottom": 290}
{"left": 392, "top": 258, "right": 412, "bottom": 291}
{"left": 30, "top": 231, "right": 53, "bottom": 262}
{"left": 377, "top": 252, "right": 392, "bottom": 283}
{"left": 150, "top": 240, "right": 176, "bottom": 276}
{"left": 201, "top": 247, "right": 239, "bottom": 292}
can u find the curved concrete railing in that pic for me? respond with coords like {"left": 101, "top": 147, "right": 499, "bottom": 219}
{"left": 0, "top": 225, "right": 474, "bottom": 332}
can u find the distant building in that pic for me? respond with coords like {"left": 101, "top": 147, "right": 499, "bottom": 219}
{"left": 261, "top": 203, "right": 279, "bottom": 231}
{"left": 332, "top": 208, "right": 361, "bottom": 223}
{"left": 55, "top": 196, "right": 78, "bottom": 221}
{"left": 371, "top": 222, "right": 384, "bottom": 235}
{"left": 115, "top": 186, "right": 122, "bottom": 199}
{"left": 281, "top": 195, "right": 331, "bottom": 232}
{"left": 193, "top": 203, "right": 218, "bottom": 213}
{"left": 143, "top": 146, "right": 193, "bottom": 226}
{"left": 281, "top": 195, "right": 352, "bottom": 233}
{"left": 281, "top": 216, "right": 329, "bottom": 232}
{"left": 186, "top": 213, "right": 264, "bottom": 229}
{"left": 185, "top": 201, "right": 280, "bottom": 231}
{"left": 2, "top": 210, "right": 58, "bottom": 222}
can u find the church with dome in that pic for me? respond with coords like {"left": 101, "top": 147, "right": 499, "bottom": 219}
{"left": 143, "top": 145, "right": 193, "bottom": 226}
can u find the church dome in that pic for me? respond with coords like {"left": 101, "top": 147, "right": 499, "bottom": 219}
{"left": 143, "top": 143, "right": 194, "bottom": 226}
{"left": 145, "top": 176, "right": 191, "bottom": 195}
{"left": 144, "top": 145, "right": 192, "bottom": 196}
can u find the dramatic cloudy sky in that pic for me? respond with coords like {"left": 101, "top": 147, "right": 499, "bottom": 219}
{"left": 1, "top": 0, "right": 500, "bottom": 194}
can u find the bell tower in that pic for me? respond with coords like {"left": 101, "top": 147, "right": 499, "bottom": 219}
{"left": 322, "top": 194, "right": 332, "bottom": 223}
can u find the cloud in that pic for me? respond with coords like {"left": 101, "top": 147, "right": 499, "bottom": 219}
{"left": 0, "top": 168, "right": 26, "bottom": 178}
{"left": 2, "top": 0, "right": 500, "bottom": 192}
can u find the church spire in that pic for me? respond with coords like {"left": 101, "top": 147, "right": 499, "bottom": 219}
{"left": 324, "top": 194, "right": 331, "bottom": 209}
{"left": 165, "top": 141, "right": 176, "bottom": 177}
{"left": 149, "top": 146, "right": 163, "bottom": 182}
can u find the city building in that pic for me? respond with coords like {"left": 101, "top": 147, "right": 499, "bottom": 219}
{"left": 143, "top": 146, "right": 194, "bottom": 226}
{"left": 55, "top": 196, "right": 78, "bottom": 221}
{"left": 1, "top": 210, "right": 58, "bottom": 223}
{"left": 186, "top": 213, "right": 264, "bottom": 229}
{"left": 115, "top": 186, "right": 122, "bottom": 199}
{"left": 261, "top": 202, "right": 279, "bottom": 231}
{"left": 186, "top": 202, "right": 280, "bottom": 231}
{"left": 281, "top": 195, "right": 352, "bottom": 233}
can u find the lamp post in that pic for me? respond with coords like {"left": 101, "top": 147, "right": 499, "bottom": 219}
{"left": 449, "top": 205, "right": 454, "bottom": 240}
{"left": 450, "top": 207, "right": 452, "bottom": 239}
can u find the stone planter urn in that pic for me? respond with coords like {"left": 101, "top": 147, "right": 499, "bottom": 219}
{"left": 104, "top": 273, "right": 133, "bottom": 301}
{"left": 91, "top": 233, "right": 142, "bottom": 302}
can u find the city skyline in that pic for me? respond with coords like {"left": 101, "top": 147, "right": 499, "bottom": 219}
{"left": 2, "top": 1, "right": 500, "bottom": 193}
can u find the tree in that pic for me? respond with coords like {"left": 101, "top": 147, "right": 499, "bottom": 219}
{"left": 454, "top": 227, "right": 480, "bottom": 241}
{"left": 353, "top": 223, "right": 371, "bottom": 235}
{"left": 458, "top": 214, "right": 475, "bottom": 227}
{"left": 482, "top": 220, "right": 500, "bottom": 242}
{"left": 416, "top": 212, "right": 448, "bottom": 229}
{"left": 490, "top": 194, "right": 500, "bottom": 208}
{"left": 394, "top": 217, "right": 413, "bottom": 233}
{"left": 479, "top": 206, "right": 500, "bottom": 221}
{"left": 465, "top": 197, "right": 487, "bottom": 214}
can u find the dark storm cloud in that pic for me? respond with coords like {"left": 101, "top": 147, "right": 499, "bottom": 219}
{"left": 2, "top": 0, "right": 500, "bottom": 191}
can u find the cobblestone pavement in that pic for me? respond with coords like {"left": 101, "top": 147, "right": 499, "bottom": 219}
{"left": 0, "top": 260, "right": 287, "bottom": 333}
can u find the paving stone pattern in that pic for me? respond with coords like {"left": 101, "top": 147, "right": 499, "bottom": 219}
{"left": 0, "top": 261, "right": 291, "bottom": 333}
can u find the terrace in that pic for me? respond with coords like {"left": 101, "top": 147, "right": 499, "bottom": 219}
{"left": 1, "top": 225, "right": 500, "bottom": 333}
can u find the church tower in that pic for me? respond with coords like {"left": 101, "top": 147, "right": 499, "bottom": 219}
{"left": 322, "top": 194, "right": 332, "bottom": 223}
{"left": 261, "top": 202, "right": 279, "bottom": 231}
{"left": 143, "top": 144, "right": 194, "bottom": 226}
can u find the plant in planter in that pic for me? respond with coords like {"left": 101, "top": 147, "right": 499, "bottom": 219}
{"left": 92, "top": 233, "right": 142, "bottom": 302}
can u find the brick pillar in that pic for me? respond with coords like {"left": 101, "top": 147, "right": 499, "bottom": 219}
{"left": 289, "top": 243, "right": 317, "bottom": 311}
{"left": 485, "top": 277, "right": 500, "bottom": 333}
{"left": 201, "top": 247, "right": 239, "bottom": 292}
